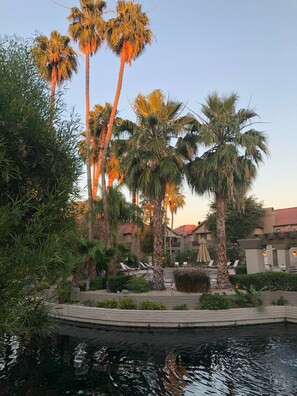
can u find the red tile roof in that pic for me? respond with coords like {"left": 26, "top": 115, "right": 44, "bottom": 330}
{"left": 275, "top": 207, "right": 297, "bottom": 226}
{"left": 174, "top": 224, "right": 198, "bottom": 236}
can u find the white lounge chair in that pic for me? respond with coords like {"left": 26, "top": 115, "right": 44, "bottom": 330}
{"left": 139, "top": 262, "right": 147, "bottom": 269}
{"left": 174, "top": 261, "right": 179, "bottom": 267}
{"left": 208, "top": 260, "right": 214, "bottom": 267}
{"left": 227, "top": 261, "right": 232, "bottom": 267}
{"left": 119, "top": 262, "right": 136, "bottom": 273}
{"left": 182, "top": 261, "right": 188, "bottom": 266}
{"left": 145, "top": 262, "right": 153, "bottom": 269}
{"left": 233, "top": 260, "right": 239, "bottom": 268}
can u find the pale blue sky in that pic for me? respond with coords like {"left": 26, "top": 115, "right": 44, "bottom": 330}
{"left": 1, "top": 0, "right": 297, "bottom": 227}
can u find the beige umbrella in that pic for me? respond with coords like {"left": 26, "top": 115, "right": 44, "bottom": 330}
{"left": 197, "top": 238, "right": 211, "bottom": 263}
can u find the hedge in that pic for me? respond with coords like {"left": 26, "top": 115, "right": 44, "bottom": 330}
{"left": 174, "top": 267, "right": 210, "bottom": 293}
{"left": 230, "top": 272, "right": 297, "bottom": 291}
{"left": 107, "top": 275, "right": 133, "bottom": 293}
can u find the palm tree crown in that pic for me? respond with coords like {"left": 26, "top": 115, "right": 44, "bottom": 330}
{"left": 187, "top": 92, "right": 269, "bottom": 199}
{"left": 67, "top": 0, "right": 106, "bottom": 56}
{"left": 106, "top": 0, "right": 152, "bottom": 64}
{"left": 33, "top": 30, "right": 77, "bottom": 108}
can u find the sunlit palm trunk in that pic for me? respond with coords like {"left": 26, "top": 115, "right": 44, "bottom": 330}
{"left": 152, "top": 199, "right": 166, "bottom": 291}
{"left": 85, "top": 51, "right": 94, "bottom": 291}
{"left": 102, "top": 52, "right": 126, "bottom": 246}
{"left": 92, "top": 128, "right": 107, "bottom": 199}
{"left": 216, "top": 193, "right": 229, "bottom": 288}
{"left": 170, "top": 212, "right": 174, "bottom": 265}
{"left": 50, "top": 67, "right": 57, "bottom": 126}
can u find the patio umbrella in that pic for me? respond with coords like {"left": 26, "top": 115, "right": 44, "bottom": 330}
{"left": 197, "top": 238, "right": 211, "bottom": 263}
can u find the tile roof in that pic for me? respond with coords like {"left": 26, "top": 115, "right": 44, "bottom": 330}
{"left": 275, "top": 207, "right": 297, "bottom": 226}
{"left": 173, "top": 224, "right": 198, "bottom": 236}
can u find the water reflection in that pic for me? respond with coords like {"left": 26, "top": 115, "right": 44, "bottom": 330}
{"left": 1, "top": 324, "right": 297, "bottom": 395}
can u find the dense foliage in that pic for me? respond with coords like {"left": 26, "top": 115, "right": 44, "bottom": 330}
{"left": 174, "top": 268, "right": 210, "bottom": 293}
{"left": 0, "top": 37, "right": 82, "bottom": 336}
{"left": 206, "top": 196, "right": 264, "bottom": 243}
{"left": 199, "top": 292, "right": 230, "bottom": 310}
{"left": 107, "top": 274, "right": 133, "bottom": 292}
{"left": 230, "top": 272, "right": 297, "bottom": 291}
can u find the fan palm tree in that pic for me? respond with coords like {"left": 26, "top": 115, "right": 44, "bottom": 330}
{"left": 32, "top": 30, "right": 77, "bottom": 122}
{"left": 186, "top": 92, "right": 269, "bottom": 288}
{"left": 68, "top": 0, "right": 106, "bottom": 240}
{"left": 164, "top": 184, "right": 185, "bottom": 264}
{"left": 102, "top": 0, "right": 152, "bottom": 214}
{"left": 121, "top": 89, "right": 191, "bottom": 290}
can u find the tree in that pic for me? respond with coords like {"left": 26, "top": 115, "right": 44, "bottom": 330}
{"left": 121, "top": 89, "right": 191, "bottom": 290}
{"left": 68, "top": 0, "right": 106, "bottom": 240}
{"left": 164, "top": 184, "right": 185, "bottom": 264}
{"left": 102, "top": 0, "right": 152, "bottom": 241}
{"left": 186, "top": 92, "right": 268, "bottom": 288}
{"left": 206, "top": 196, "right": 264, "bottom": 243}
{"left": 32, "top": 30, "right": 77, "bottom": 122}
{"left": 0, "top": 37, "right": 82, "bottom": 336}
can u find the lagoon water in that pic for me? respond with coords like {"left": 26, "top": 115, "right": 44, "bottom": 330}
{"left": 1, "top": 324, "right": 297, "bottom": 395}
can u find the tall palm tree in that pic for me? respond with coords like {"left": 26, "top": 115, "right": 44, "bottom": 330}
{"left": 102, "top": 0, "right": 152, "bottom": 240}
{"left": 33, "top": 30, "right": 77, "bottom": 122}
{"left": 164, "top": 184, "right": 185, "bottom": 264}
{"left": 121, "top": 89, "right": 191, "bottom": 290}
{"left": 186, "top": 92, "right": 269, "bottom": 288}
{"left": 68, "top": 0, "right": 106, "bottom": 240}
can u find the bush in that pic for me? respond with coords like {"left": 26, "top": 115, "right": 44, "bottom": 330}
{"left": 107, "top": 275, "right": 133, "bottom": 293}
{"left": 126, "top": 276, "right": 152, "bottom": 293}
{"left": 232, "top": 285, "right": 264, "bottom": 307}
{"left": 173, "top": 304, "right": 188, "bottom": 310}
{"left": 199, "top": 292, "right": 230, "bottom": 310}
{"left": 54, "top": 281, "right": 75, "bottom": 304}
{"left": 235, "top": 264, "right": 247, "bottom": 275}
{"left": 140, "top": 301, "right": 166, "bottom": 310}
{"left": 118, "top": 298, "right": 137, "bottom": 309}
{"left": 96, "top": 299, "right": 118, "bottom": 308}
{"left": 230, "top": 272, "right": 297, "bottom": 291}
{"left": 90, "top": 277, "right": 107, "bottom": 290}
{"left": 174, "top": 268, "right": 210, "bottom": 293}
{"left": 82, "top": 299, "right": 95, "bottom": 307}
{"left": 272, "top": 296, "right": 287, "bottom": 306}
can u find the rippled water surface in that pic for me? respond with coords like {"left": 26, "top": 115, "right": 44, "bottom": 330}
{"left": 1, "top": 324, "right": 297, "bottom": 395}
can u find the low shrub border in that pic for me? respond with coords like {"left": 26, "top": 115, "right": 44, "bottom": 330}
{"left": 230, "top": 272, "right": 297, "bottom": 291}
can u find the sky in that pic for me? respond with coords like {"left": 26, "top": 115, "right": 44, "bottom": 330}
{"left": 1, "top": 0, "right": 297, "bottom": 227}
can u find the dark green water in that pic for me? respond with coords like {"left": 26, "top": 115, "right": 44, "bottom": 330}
{"left": 1, "top": 323, "right": 297, "bottom": 395}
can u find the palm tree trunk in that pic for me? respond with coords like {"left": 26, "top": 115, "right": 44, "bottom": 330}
{"left": 85, "top": 51, "right": 94, "bottom": 291}
{"left": 170, "top": 212, "right": 173, "bottom": 265}
{"left": 152, "top": 198, "right": 165, "bottom": 291}
{"left": 50, "top": 67, "right": 56, "bottom": 126}
{"left": 102, "top": 53, "right": 126, "bottom": 245}
{"left": 92, "top": 128, "right": 107, "bottom": 199}
{"left": 101, "top": 150, "right": 110, "bottom": 247}
{"left": 215, "top": 193, "right": 229, "bottom": 289}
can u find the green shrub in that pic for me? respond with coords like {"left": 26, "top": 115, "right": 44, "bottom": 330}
{"left": 232, "top": 285, "right": 264, "bottom": 307}
{"left": 126, "top": 276, "right": 152, "bottom": 293}
{"left": 140, "top": 301, "right": 166, "bottom": 310}
{"left": 90, "top": 277, "right": 107, "bottom": 290}
{"left": 174, "top": 268, "right": 210, "bottom": 293}
{"left": 272, "top": 296, "right": 287, "bottom": 306}
{"left": 118, "top": 298, "right": 137, "bottom": 309}
{"left": 79, "top": 283, "right": 86, "bottom": 292}
{"left": 230, "top": 272, "right": 297, "bottom": 291}
{"left": 54, "top": 281, "right": 74, "bottom": 304}
{"left": 199, "top": 292, "right": 230, "bottom": 310}
{"left": 235, "top": 264, "right": 247, "bottom": 275}
{"left": 107, "top": 275, "right": 133, "bottom": 293}
{"left": 82, "top": 299, "right": 95, "bottom": 307}
{"left": 96, "top": 299, "right": 118, "bottom": 309}
{"left": 173, "top": 304, "right": 188, "bottom": 310}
